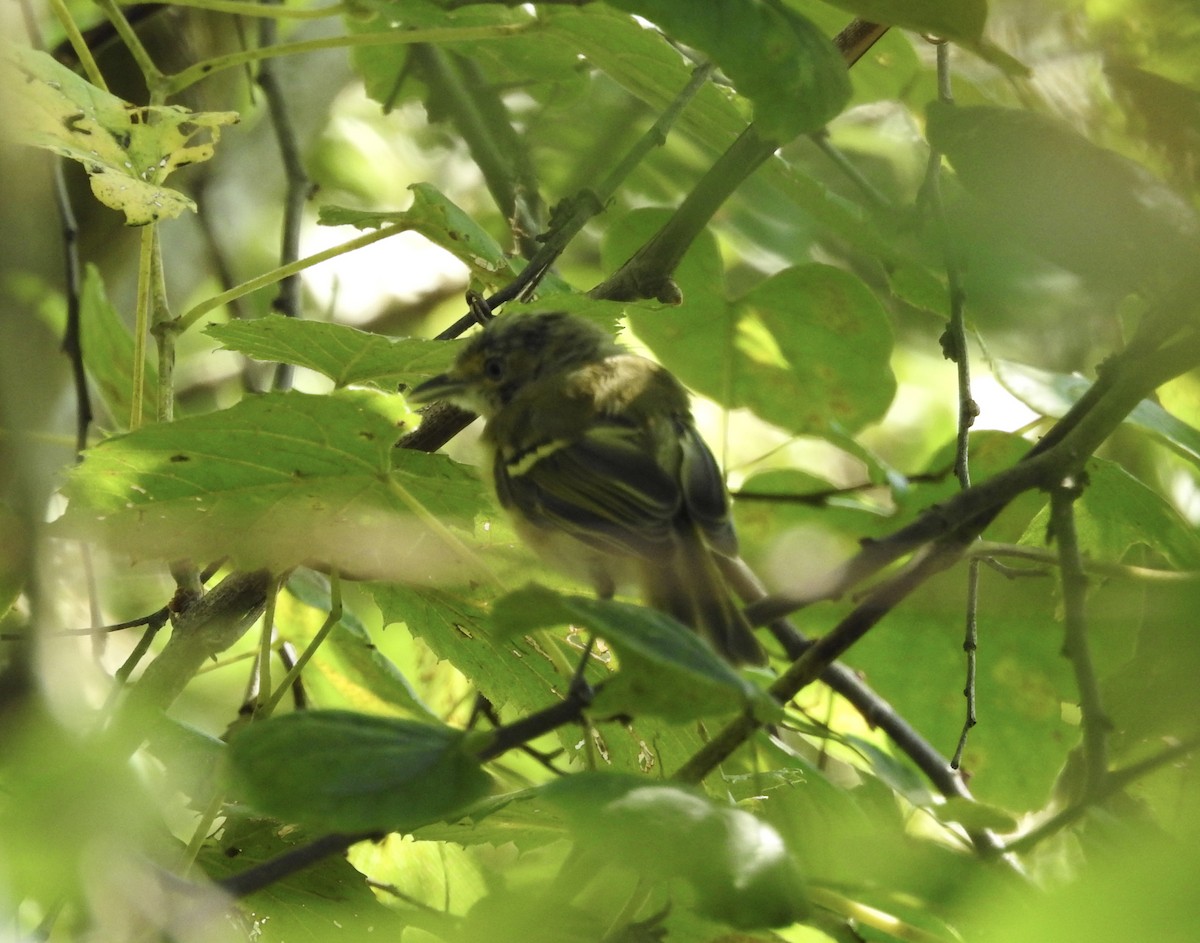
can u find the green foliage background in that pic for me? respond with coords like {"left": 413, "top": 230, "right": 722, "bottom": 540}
{"left": 2, "top": 0, "right": 1200, "bottom": 940}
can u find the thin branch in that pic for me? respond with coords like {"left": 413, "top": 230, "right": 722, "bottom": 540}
{"left": 257, "top": 0, "right": 312, "bottom": 392}
{"left": 1049, "top": 481, "right": 1110, "bottom": 795}
{"left": 590, "top": 123, "right": 777, "bottom": 302}
{"left": 675, "top": 536, "right": 973, "bottom": 784}
{"left": 116, "top": 0, "right": 348, "bottom": 19}
{"left": 261, "top": 573, "right": 342, "bottom": 715}
{"left": 177, "top": 223, "right": 409, "bottom": 332}
{"left": 744, "top": 325, "right": 1200, "bottom": 627}
{"left": 217, "top": 830, "right": 382, "bottom": 898}
{"left": 926, "top": 40, "right": 980, "bottom": 770}
{"left": 719, "top": 556, "right": 971, "bottom": 802}
{"left": 427, "top": 59, "right": 717, "bottom": 344}
{"left": 971, "top": 540, "right": 1200, "bottom": 582}
{"left": 410, "top": 46, "right": 543, "bottom": 259}
{"left": 1003, "top": 735, "right": 1200, "bottom": 855}
{"left": 589, "top": 20, "right": 888, "bottom": 302}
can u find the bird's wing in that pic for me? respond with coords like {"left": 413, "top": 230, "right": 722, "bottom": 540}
{"left": 494, "top": 420, "right": 682, "bottom": 559}
{"left": 677, "top": 421, "right": 738, "bottom": 557}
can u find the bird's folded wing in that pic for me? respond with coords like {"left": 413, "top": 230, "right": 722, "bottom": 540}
{"left": 494, "top": 422, "right": 681, "bottom": 558}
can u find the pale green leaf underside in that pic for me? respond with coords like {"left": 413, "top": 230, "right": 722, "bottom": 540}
{"left": 60, "top": 390, "right": 487, "bottom": 577}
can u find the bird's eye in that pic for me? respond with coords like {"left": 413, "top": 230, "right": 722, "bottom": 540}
{"left": 483, "top": 357, "right": 504, "bottom": 381}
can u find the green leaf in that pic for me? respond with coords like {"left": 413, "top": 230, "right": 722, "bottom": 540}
{"left": 607, "top": 0, "right": 850, "bottom": 139}
{"left": 227, "top": 710, "right": 492, "bottom": 832}
{"left": 927, "top": 102, "right": 1200, "bottom": 291}
{"left": 491, "top": 584, "right": 771, "bottom": 721}
{"left": 994, "top": 359, "right": 1200, "bottom": 471}
{"left": 60, "top": 389, "right": 488, "bottom": 576}
{"left": 2, "top": 43, "right": 238, "bottom": 225}
{"left": 370, "top": 582, "right": 572, "bottom": 716}
{"left": 1020, "top": 458, "right": 1200, "bottom": 569}
{"left": 542, "top": 773, "right": 809, "bottom": 929}
{"left": 612, "top": 212, "right": 895, "bottom": 436}
{"left": 732, "top": 264, "right": 896, "bottom": 434}
{"left": 319, "top": 183, "right": 516, "bottom": 283}
{"left": 207, "top": 315, "right": 461, "bottom": 390}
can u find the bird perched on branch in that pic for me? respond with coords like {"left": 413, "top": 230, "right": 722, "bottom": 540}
{"left": 410, "top": 310, "right": 764, "bottom": 665}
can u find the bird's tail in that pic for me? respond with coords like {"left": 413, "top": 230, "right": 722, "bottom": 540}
{"left": 640, "top": 533, "right": 765, "bottom": 666}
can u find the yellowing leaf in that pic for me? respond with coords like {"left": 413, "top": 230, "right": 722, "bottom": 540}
{"left": 2, "top": 43, "right": 239, "bottom": 225}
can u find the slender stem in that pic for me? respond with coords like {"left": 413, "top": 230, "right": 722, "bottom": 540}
{"left": 148, "top": 232, "right": 175, "bottom": 423}
{"left": 950, "top": 559, "right": 979, "bottom": 770}
{"left": 1003, "top": 736, "right": 1199, "bottom": 855}
{"left": 117, "top": 0, "right": 347, "bottom": 18}
{"left": 1050, "top": 482, "right": 1110, "bottom": 795}
{"left": 971, "top": 541, "right": 1200, "bottom": 582}
{"left": 256, "top": 2, "right": 311, "bottom": 392}
{"left": 255, "top": 579, "right": 280, "bottom": 713}
{"left": 130, "top": 226, "right": 155, "bottom": 431}
{"left": 590, "top": 124, "right": 777, "bottom": 301}
{"left": 262, "top": 573, "right": 342, "bottom": 715}
{"left": 177, "top": 223, "right": 409, "bottom": 332}
{"left": 47, "top": 0, "right": 109, "bottom": 90}
{"left": 927, "top": 41, "right": 980, "bottom": 768}
{"left": 165, "top": 23, "right": 530, "bottom": 95}
{"left": 91, "top": 0, "right": 165, "bottom": 93}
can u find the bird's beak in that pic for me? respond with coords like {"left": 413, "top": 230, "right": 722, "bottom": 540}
{"left": 407, "top": 371, "right": 466, "bottom": 405}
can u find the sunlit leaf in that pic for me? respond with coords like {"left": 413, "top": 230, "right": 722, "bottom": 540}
{"left": 2, "top": 43, "right": 238, "bottom": 224}
{"left": 59, "top": 389, "right": 487, "bottom": 577}
{"left": 207, "top": 315, "right": 461, "bottom": 390}
{"left": 320, "top": 183, "right": 515, "bottom": 282}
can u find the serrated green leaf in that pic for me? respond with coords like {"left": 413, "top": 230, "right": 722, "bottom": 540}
{"left": 612, "top": 213, "right": 894, "bottom": 436}
{"left": 542, "top": 773, "right": 808, "bottom": 929}
{"left": 207, "top": 315, "right": 461, "bottom": 390}
{"left": 320, "top": 183, "right": 515, "bottom": 283}
{"left": 2, "top": 43, "right": 238, "bottom": 225}
{"left": 60, "top": 390, "right": 488, "bottom": 576}
{"left": 607, "top": 0, "right": 850, "bottom": 139}
{"left": 369, "top": 580, "right": 581, "bottom": 711}
{"left": 227, "top": 710, "right": 492, "bottom": 832}
{"left": 491, "top": 584, "right": 770, "bottom": 721}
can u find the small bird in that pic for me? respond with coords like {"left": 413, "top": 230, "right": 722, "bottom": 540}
{"left": 409, "top": 311, "right": 764, "bottom": 665}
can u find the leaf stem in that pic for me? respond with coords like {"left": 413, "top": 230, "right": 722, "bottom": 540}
{"left": 177, "top": 223, "right": 408, "bottom": 333}
{"left": 165, "top": 23, "right": 531, "bottom": 95}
